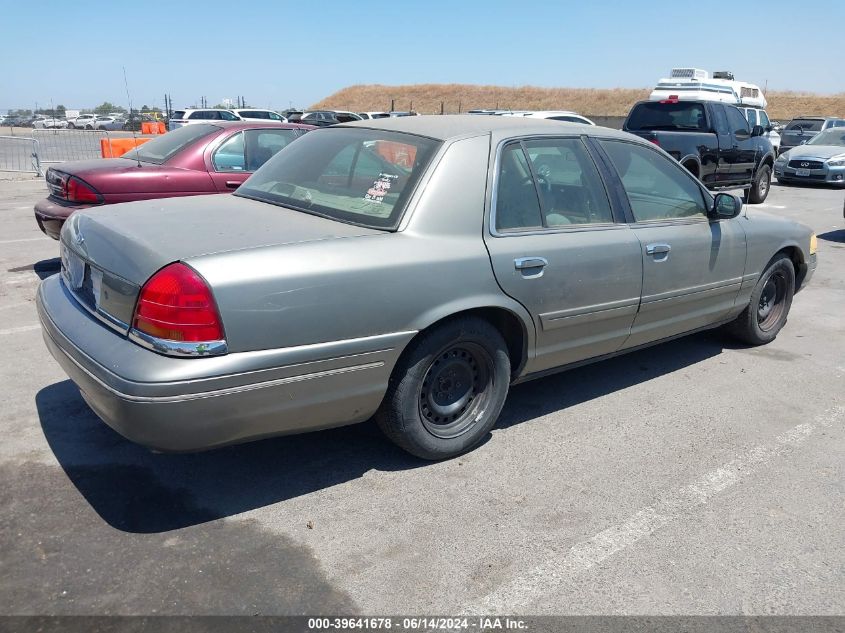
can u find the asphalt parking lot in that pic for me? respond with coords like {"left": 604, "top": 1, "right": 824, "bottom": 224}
{"left": 0, "top": 176, "right": 843, "bottom": 616}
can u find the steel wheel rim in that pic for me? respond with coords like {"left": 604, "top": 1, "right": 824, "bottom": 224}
{"left": 757, "top": 271, "right": 786, "bottom": 331}
{"left": 418, "top": 342, "right": 493, "bottom": 439}
{"left": 758, "top": 173, "right": 769, "bottom": 197}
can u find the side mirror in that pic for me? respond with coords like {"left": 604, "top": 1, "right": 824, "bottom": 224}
{"left": 751, "top": 125, "right": 765, "bottom": 137}
{"left": 711, "top": 193, "right": 743, "bottom": 219}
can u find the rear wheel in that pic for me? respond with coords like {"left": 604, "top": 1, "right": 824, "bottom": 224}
{"left": 376, "top": 317, "right": 510, "bottom": 460}
{"left": 727, "top": 254, "right": 795, "bottom": 345}
{"left": 745, "top": 164, "right": 771, "bottom": 204}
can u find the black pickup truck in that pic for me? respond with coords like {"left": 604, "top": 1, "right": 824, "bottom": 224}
{"left": 623, "top": 99, "right": 776, "bottom": 204}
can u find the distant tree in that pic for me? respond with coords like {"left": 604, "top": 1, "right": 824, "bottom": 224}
{"left": 140, "top": 104, "right": 149, "bottom": 112}
{"left": 93, "top": 102, "right": 127, "bottom": 114}
{"left": 11, "top": 109, "right": 32, "bottom": 116}
{"left": 55, "top": 104, "right": 66, "bottom": 114}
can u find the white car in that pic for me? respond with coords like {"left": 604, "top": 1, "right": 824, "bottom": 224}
{"left": 68, "top": 113, "right": 98, "bottom": 129}
{"left": 32, "top": 116, "right": 69, "bottom": 129}
{"left": 358, "top": 111, "right": 391, "bottom": 120}
{"left": 168, "top": 109, "right": 242, "bottom": 131}
{"left": 232, "top": 109, "right": 287, "bottom": 122}
{"left": 509, "top": 110, "right": 596, "bottom": 125}
{"left": 91, "top": 116, "right": 120, "bottom": 130}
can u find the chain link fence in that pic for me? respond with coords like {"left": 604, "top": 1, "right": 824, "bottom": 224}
{"left": 0, "top": 136, "right": 42, "bottom": 176}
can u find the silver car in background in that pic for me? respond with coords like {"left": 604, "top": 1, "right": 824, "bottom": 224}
{"left": 38, "top": 116, "right": 817, "bottom": 460}
{"left": 775, "top": 127, "right": 845, "bottom": 186}
{"left": 779, "top": 116, "right": 845, "bottom": 154}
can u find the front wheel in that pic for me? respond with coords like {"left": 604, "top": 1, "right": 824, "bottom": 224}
{"left": 376, "top": 316, "right": 511, "bottom": 460}
{"left": 727, "top": 253, "right": 795, "bottom": 345}
{"left": 745, "top": 164, "right": 771, "bottom": 204}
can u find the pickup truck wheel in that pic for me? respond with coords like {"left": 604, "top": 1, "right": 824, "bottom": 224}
{"left": 745, "top": 164, "right": 771, "bottom": 204}
{"left": 727, "top": 254, "right": 794, "bottom": 345}
{"left": 376, "top": 316, "right": 510, "bottom": 460}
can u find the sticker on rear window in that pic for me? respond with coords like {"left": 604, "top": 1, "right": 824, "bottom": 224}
{"left": 364, "top": 173, "right": 397, "bottom": 204}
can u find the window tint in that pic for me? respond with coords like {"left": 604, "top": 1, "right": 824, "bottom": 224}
{"left": 725, "top": 106, "right": 750, "bottom": 135}
{"left": 244, "top": 128, "right": 298, "bottom": 170}
{"left": 599, "top": 140, "right": 708, "bottom": 222}
{"left": 830, "top": 120, "right": 845, "bottom": 128}
{"left": 626, "top": 102, "right": 707, "bottom": 131}
{"left": 495, "top": 143, "right": 543, "bottom": 231}
{"left": 523, "top": 138, "right": 613, "bottom": 226}
{"left": 172, "top": 110, "right": 186, "bottom": 120}
{"left": 237, "top": 128, "right": 440, "bottom": 230}
{"left": 212, "top": 132, "right": 245, "bottom": 171}
{"left": 220, "top": 110, "right": 239, "bottom": 121}
{"left": 786, "top": 119, "right": 823, "bottom": 132}
{"left": 122, "top": 123, "right": 219, "bottom": 165}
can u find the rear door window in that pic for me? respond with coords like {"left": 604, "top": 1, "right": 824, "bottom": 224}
{"left": 172, "top": 110, "right": 186, "bottom": 120}
{"left": 522, "top": 138, "right": 613, "bottom": 226}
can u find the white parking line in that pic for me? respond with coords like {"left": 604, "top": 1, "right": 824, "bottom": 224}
{"left": 475, "top": 406, "right": 844, "bottom": 613}
{"left": 0, "top": 324, "right": 41, "bottom": 336}
{"left": 0, "top": 237, "right": 48, "bottom": 245}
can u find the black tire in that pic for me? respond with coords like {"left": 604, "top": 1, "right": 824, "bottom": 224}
{"left": 727, "top": 254, "right": 795, "bottom": 345}
{"left": 376, "top": 316, "right": 511, "bottom": 460}
{"left": 85, "top": 125, "right": 93, "bottom": 130}
{"left": 745, "top": 164, "right": 771, "bottom": 204}
{"left": 68, "top": 123, "right": 76, "bottom": 129}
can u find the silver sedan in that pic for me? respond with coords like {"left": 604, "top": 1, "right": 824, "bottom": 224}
{"left": 38, "top": 116, "right": 817, "bottom": 459}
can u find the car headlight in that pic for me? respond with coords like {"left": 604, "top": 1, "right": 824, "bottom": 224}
{"left": 775, "top": 154, "right": 788, "bottom": 165}
{"left": 810, "top": 234, "right": 817, "bottom": 255}
{"left": 826, "top": 155, "right": 845, "bottom": 167}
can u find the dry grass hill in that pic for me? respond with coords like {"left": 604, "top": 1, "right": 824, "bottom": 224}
{"left": 311, "top": 83, "right": 845, "bottom": 122}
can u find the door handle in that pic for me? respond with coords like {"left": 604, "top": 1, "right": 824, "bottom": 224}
{"left": 646, "top": 243, "right": 671, "bottom": 261}
{"left": 514, "top": 257, "right": 548, "bottom": 279}
{"left": 225, "top": 180, "right": 241, "bottom": 189}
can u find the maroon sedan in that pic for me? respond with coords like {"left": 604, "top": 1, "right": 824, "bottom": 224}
{"left": 34, "top": 121, "right": 313, "bottom": 239}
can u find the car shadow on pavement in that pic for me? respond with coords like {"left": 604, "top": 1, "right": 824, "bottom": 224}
{"left": 7, "top": 257, "right": 61, "bottom": 280}
{"left": 37, "top": 382, "right": 422, "bottom": 534}
{"left": 494, "top": 329, "right": 731, "bottom": 430}
{"left": 37, "top": 330, "right": 733, "bottom": 535}
{"left": 818, "top": 229, "right": 845, "bottom": 244}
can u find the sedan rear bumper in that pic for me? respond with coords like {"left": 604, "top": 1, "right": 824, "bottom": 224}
{"left": 37, "top": 275, "right": 412, "bottom": 452}
{"left": 34, "top": 198, "right": 91, "bottom": 240}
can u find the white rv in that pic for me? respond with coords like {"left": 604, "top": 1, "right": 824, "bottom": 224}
{"left": 649, "top": 69, "right": 779, "bottom": 151}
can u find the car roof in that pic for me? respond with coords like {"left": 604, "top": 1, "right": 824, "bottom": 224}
{"left": 337, "top": 114, "right": 628, "bottom": 141}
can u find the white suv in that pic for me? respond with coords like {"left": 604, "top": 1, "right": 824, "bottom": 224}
{"left": 503, "top": 110, "right": 596, "bottom": 125}
{"left": 233, "top": 109, "right": 287, "bottom": 122}
{"left": 168, "top": 109, "right": 242, "bottom": 131}
{"left": 68, "top": 113, "right": 98, "bottom": 129}
{"left": 740, "top": 106, "right": 780, "bottom": 153}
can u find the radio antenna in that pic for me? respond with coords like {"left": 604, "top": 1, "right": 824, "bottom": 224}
{"left": 122, "top": 66, "right": 142, "bottom": 168}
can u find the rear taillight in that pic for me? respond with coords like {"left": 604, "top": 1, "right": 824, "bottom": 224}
{"left": 47, "top": 170, "right": 102, "bottom": 204}
{"left": 133, "top": 263, "right": 225, "bottom": 344}
{"left": 648, "top": 136, "right": 660, "bottom": 146}
{"left": 66, "top": 176, "right": 101, "bottom": 203}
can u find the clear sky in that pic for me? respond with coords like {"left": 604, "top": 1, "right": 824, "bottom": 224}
{"left": 3, "top": 0, "right": 844, "bottom": 112}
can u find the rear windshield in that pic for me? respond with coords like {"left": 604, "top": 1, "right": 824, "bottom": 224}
{"left": 807, "top": 128, "right": 845, "bottom": 147}
{"left": 786, "top": 119, "right": 823, "bottom": 132}
{"left": 626, "top": 102, "right": 707, "bottom": 131}
{"left": 171, "top": 110, "right": 186, "bottom": 120}
{"left": 122, "top": 123, "right": 219, "bottom": 164}
{"left": 236, "top": 127, "right": 440, "bottom": 230}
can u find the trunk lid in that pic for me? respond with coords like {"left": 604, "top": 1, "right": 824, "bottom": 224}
{"left": 60, "top": 194, "right": 381, "bottom": 332}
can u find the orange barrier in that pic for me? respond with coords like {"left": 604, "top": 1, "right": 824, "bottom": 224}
{"left": 100, "top": 137, "right": 152, "bottom": 158}
{"left": 141, "top": 121, "right": 166, "bottom": 135}
{"left": 375, "top": 140, "right": 417, "bottom": 168}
